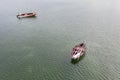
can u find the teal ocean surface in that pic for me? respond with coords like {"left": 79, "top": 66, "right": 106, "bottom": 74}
{"left": 0, "top": 0, "right": 120, "bottom": 80}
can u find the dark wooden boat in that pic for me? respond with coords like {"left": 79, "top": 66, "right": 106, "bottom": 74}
{"left": 71, "top": 42, "right": 86, "bottom": 60}
{"left": 17, "top": 12, "right": 36, "bottom": 18}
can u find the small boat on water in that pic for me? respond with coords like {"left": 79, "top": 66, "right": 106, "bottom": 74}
{"left": 17, "top": 12, "right": 36, "bottom": 18}
{"left": 71, "top": 42, "right": 86, "bottom": 60}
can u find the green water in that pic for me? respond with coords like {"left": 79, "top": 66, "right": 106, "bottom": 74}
{"left": 0, "top": 0, "right": 120, "bottom": 80}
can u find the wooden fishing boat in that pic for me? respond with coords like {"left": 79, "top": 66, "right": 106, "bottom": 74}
{"left": 17, "top": 12, "right": 36, "bottom": 18}
{"left": 71, "top": 42, "right": 86, "bottom": 60}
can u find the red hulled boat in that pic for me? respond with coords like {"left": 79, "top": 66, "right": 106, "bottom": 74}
{"left": 17, "top": 12, "right": 36, "bottom": 18}
{"left": 71, "top": 42, "right": 86, "bottom": 60}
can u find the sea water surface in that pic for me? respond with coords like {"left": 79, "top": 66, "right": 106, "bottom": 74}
{"left": 0, "top": 0, "right": 120, "bottom": 80}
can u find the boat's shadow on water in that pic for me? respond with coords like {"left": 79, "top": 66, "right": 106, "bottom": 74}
{"left": 71, "top": 54, "right": 85, "bottom": 65}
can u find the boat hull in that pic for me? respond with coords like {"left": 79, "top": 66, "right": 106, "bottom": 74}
{"left": 17, "top": 12, "right": 36, "bottom": 18}
{"left": 71, "top": 42, "right": 86, "bottom": 60}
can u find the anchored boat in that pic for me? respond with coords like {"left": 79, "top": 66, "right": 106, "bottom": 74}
{"left": 17, "top": 12, "right": 36, "bottom": 18}
{"left": 71, "top": 42, "right": 86, "bottom": 60}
